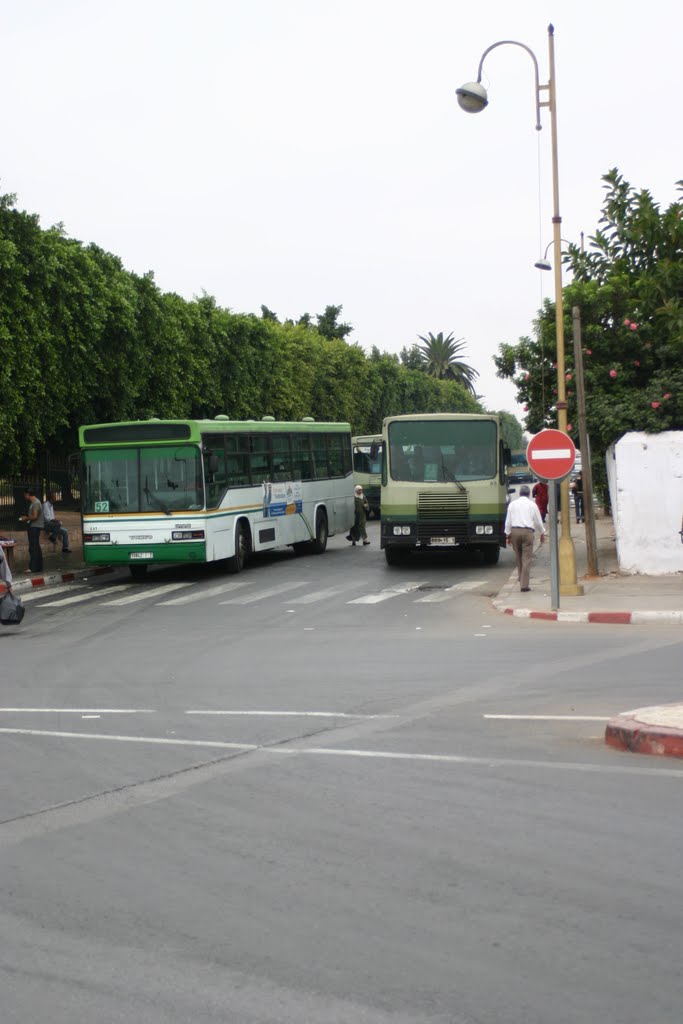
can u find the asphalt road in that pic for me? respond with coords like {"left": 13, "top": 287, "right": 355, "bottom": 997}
{"left": 2, "top": 520, "right": 683, "bottom": 1023}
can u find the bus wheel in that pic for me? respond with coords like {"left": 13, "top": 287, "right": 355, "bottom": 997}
{"left": 226, "top": 521, "right": 250, "bottom": 573}
{"left": 385, "top": 546, "right": 409, "bottom": 566}
{"left": 481, "top": 545, "right": 500, "bottom": 565}
{"left": 129, "top": 564, "right": 148, "bottom": 581}
{"left": 310, "top": 510, "right": 328, "bottom": 554}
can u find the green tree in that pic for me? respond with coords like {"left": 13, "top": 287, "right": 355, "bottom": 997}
{"left": 417, "top": 332, "right": 479, "bottom": 394}
{"left": 315, "top": 304, "right": 353, "bottom": 341}
{"left": 495, "top": 170, "right": 683, "bottom": 461}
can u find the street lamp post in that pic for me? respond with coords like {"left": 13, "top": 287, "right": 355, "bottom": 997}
{"left": 456, "top": 24, "right": 582, "bottom": 596}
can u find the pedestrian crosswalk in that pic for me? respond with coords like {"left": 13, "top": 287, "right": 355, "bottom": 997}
{"left": 20, "top": 575, "right": 490, "bottom": 615}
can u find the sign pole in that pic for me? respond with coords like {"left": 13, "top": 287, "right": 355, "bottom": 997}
{"left": 549, "top": 480, "right": 560, "bottom": 611}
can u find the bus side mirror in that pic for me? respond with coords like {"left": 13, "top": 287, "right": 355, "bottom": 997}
{"left": 503, "top": 446, "right": 512, "bottom": 467}
{"left": 207, "top": 454, "right": 219, "bottom": 473}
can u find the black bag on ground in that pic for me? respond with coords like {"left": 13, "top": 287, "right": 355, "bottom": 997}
{"left": 0, "top": 590, "right": 25, "bottom": 625}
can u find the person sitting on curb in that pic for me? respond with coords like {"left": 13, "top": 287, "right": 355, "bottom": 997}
{"left": 504, "top": 483, "right": 546, "bottom": 592}
{"left": 42, "top": 491, "right": 72, "bottom": 553}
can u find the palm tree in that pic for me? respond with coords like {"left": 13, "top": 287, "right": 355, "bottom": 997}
{"left": 417, "top": 332, "right": 480, "bottom": 394}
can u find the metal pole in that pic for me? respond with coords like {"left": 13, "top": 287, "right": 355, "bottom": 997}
{"left": 549, "top": 479, "right": 559, "bottom": 610}
{"left": 571, "top": 305, "right": 599, "bottom": 576}
{"left": 547, "top": 24, "right": 582, "bottom": 596}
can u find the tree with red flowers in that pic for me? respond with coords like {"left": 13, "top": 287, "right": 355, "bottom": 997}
{"left": 495, "top": 170, "right": 683, "bottom": 471}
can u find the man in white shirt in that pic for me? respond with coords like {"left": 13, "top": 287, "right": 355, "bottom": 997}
{"left": 504, "top": 484, "right": 546, "bottom": 592}
{"left": 42, "top": 491, "right": 72, "bottom": 554}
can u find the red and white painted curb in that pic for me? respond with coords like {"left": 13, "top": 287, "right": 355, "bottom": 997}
{"left": 605, "top": 704, "right": 683, "bottom": 758}
{"left": 1, "top": 565, "right": 115, "bottom": 595}
{"left": 492, "top": 576, "right": 683, "bottom": 624}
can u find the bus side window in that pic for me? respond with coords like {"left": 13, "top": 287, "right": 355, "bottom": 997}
{"left": 327, "top": 434, "right": 344, "bottom": 477}
{"left": 291, "top": 434, "right": 313, "bottom": 481}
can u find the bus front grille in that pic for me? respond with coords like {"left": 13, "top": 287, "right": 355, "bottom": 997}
{"left": 417, "top": 490, "right": 470, "bottom": 542}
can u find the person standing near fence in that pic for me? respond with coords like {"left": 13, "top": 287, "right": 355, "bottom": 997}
{"left": 42, "top": 491, "right": 72, "bottom": 553}
{"left": 19, "top": 487, "right": 44, "bottom": 573}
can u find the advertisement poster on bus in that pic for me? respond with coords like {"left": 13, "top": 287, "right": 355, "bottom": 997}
{"left": 263, "top": 479, "right": 303, "bottom": 517}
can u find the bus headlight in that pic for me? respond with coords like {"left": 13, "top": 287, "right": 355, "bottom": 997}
{"left": 172, "top": 530, "right": 205, "bottom": 541}
{"left": 393, "top": 525, "right": 411, "bottom": 536}
{"left": 475, "top": 525, "right": 495, "bottom": 535}
{"left": 84, "top": 533, "right": 110, "bottom": 543}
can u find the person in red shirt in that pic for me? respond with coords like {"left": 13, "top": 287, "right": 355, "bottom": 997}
{"left": 532, "top": 480, "right": 549, "bottom": 522}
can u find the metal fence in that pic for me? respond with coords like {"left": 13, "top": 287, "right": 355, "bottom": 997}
{"left": 0, "top": 452, "right": 80, "bottom": 528}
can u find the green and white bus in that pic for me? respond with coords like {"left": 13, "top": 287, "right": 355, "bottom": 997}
{"left": 79, "top": 417, "right": 354, "bottom": 578}
{"left": 352, "top": 434, "right": 383, "bottom": 518}
{"left": 380, "top": 413, "right": 510, "bottom": 566}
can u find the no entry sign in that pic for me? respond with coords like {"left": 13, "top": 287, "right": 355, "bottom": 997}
{"left": 526, "top": 429, "right": 576, "bottom": 481}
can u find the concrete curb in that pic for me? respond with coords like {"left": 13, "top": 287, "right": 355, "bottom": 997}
{"left": 492, "top": 576, "right": 683, "bottom": 625}
{"left": 605, "top": 706, "right": 683, "bottom": 759}
{"left": 1, "top": 565, "right": 115, "bottom": 594}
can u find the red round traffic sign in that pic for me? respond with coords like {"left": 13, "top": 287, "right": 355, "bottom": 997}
{"left": 526, "top": 429, "right": 576, "bottom": 481}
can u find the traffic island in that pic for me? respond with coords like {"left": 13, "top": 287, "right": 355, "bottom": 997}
{"left": 605, "top": 704, "right": 683, "bottom": 759}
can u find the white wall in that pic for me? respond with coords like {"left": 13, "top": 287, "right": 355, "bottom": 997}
{"left": 607, "top": 432, "right": 683, "bottom": 575}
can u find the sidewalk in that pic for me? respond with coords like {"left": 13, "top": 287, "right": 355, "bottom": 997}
{"left": 493, "top": 512, "right": 683, "bottom": 625}
{"left": 0, "top": 509, "right": 116, "bottom": 590}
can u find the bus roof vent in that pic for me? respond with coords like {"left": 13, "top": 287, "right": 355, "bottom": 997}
{"left": 214, "top": 414, "right": 231, "bottom": 420}
{"left": 261, "top": 415, "right": 275, "bottom": 422}
{"left": 301, "top": 416, "right": 315, "bottom": 422}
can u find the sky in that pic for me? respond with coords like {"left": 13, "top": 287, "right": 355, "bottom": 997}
{"left": 2, "top": 0, "right": 681, "bottom": 420}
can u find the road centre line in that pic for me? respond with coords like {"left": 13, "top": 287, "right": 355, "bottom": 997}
{"left": 1, "top": 728, "right": 683, "bottom": 778}
{"left": 0, "top": 708, "right": 156, "bottom": 714}
{"left": 0, "top": 728, "right": 255, "bottom": 750}
{"left": 483, "top": 714, "right": 611, "bottom": 721}
{"left": 185, "top": 710, "right": 399, "bottom": 718}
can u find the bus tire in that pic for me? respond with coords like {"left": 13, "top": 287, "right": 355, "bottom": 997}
{"left": 129, "top": 564, "right": 149, "bottom": 581}
{"left": 385, "top": 545, "right": 409, "bottom": 566}
{"left": 226, "top": 521, "right": 250, "bottom": 573}
{"left": 480, "top": 545, "right": 500, "bottom": 565}
{"left": 310, "top": 510, "right": 328, "bottom": 554}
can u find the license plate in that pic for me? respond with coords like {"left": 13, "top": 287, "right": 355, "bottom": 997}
{"left": 430, "top": 537, "right": 455, "bottom": 546}
{"left": 130, "top": 552, "right": 154, "bottom": 560}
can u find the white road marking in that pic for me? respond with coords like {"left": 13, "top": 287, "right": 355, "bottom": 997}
{"left": 19, "top": 583, "right": 89, "bottom": 602}
{"left": 2, "top": 729, "right": 682, "bottom": 778}
{"left": 219, "top": 581, "right": 308, "bottom": 604}
{"left": 414, "top": 580, "right": 488, "bottom": 603}
{"left": 348, "top": 581, "right": 427, "bottom": 604}
{"left": 156, "top": 580, "right": 253, "bottom": 605}
{"left": 286, "top": 586, "right": 351, "bottom": 604}
{"left": 530, "top": 448, "right": 573, "bottom": 460}
{"left": 102, "top": 582, "right": 193, "bottom": 606}
{"left": 40, "top": 584, "right": 138, "bottom": 607}
{"left": 0, "top": 728, "right": 256, "bottom": 750}
{"left": 483, "top": 714, "right": 611, "bottom": 721}
{"left": 185, "top": 710, "right": 398, "bottom": 719}
{"left": 0, "top": 708, "right": 156, "bottom": 714}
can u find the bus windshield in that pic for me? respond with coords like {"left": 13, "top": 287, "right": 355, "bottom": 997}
{"left": 83, "top": 445, "right": 204, "bottom": 513}
{"left": 388, "top": 419, "right": 497, "bottom": 483}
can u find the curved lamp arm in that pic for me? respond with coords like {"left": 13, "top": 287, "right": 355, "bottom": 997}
{"left": 475, "top": 40, "right": 544, "bottom": 131}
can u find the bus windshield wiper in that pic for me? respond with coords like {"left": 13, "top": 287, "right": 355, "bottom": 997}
{"left": 441, "top": 460, "right": 467, "bottom": 493}
{"left": 144, "top": 477, "right": 172, "bottom": 515}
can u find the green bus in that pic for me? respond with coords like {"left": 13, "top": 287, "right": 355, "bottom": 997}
{"left": 380, "top": 413, "right": 510, "bottom": 565}
{"left": 79, "top": 417, "right": 355, "bottom": 578}
{"left": 352, "top": 434, "right": 383, "bottom": 518}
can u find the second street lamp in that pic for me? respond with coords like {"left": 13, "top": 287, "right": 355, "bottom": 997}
{"left": 456, "top": 24, "right": 582, "bottom": 596}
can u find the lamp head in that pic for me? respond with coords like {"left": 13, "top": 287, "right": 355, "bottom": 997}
{"left": 455, "top": 81, "right": 488, "bottom": 113}
{"left": 534, "top": 258, "right": 552, "bottom": 271}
